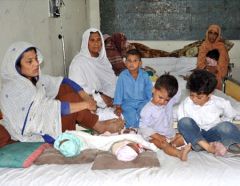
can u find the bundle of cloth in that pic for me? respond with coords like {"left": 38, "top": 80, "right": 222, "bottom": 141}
{"left": 54, "top": 130, "right": 158, "bottom": 161}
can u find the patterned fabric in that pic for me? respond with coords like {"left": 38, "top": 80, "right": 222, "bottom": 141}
{"left": 104, "top": 32, "right": 128, "bottom": 75}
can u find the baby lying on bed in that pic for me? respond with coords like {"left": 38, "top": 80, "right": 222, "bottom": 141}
{"left": 54, "top": 130, "right": 158, "bottom": 161}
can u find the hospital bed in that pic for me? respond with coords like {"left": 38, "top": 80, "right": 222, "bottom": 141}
{"left": 0, "top": 57, "right": 240, "bottom": 186}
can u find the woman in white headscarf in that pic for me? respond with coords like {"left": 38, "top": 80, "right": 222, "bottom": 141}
{"left": 0, "top": 42, "right": 124, "bottom": 142}
{"left": 69, "top": 28, "right": 117, "bottom": 107}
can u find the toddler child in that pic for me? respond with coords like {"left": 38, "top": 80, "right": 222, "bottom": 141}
{"left": 139, "top": 74, "right": 191, "bottom": 161}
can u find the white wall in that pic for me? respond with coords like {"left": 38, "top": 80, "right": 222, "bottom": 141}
{"left": 0, "top": 0, "right": 239, "bottom": 82}
{"left": 0, "top": 0, "right": 89, "bottom": 78}
{"left": 87, "top": 0, "right": 100, "bottom": 29}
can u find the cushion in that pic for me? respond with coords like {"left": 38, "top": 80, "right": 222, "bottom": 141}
{"left": 91, "top": 150, "right": 160, "bottom": 170}
{"left": 34, "top": 147, "right": 98, "bottom": 165}
{"left": 0, "top": 125, "right": 14, "bottom": 148}
{"left": 0, "top": 142, "right": 50, "bottom": 168}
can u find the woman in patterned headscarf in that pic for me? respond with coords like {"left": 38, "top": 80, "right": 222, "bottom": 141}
{"left": 197, "top": 24, "right": 229, "bottom": 90}
{"left": 104, "top": 32, "right": 130, "bottom": 76}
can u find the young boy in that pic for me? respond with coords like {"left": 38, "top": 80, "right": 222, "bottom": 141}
{"left": 114, "top": 49, "right": 152, "bottom": 128}
{"left": 139, "top": 74, "right": 191, "bottom": 161}
{"left": 178, "top": 69, "right": 240, "bottom": 155}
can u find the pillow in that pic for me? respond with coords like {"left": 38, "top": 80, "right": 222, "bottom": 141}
{"left": 34, "top": 147, "right": 98, "bottom": 165}
{"left": 91, "top": 150, "right": 160, "bottom": 170}
{"left": 0, "top": 124, "right": 14, "bottom": 148}
{"left": 0, "top": 142, "right": 50, "bottom": 168}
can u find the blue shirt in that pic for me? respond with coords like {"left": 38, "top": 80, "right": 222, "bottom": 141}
{"left": 114, "top": 69, "right": 152, "bottom": 106}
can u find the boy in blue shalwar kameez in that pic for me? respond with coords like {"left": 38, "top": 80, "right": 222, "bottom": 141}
{"left": 114, "top": 49, "right": 152, "bottom": 128}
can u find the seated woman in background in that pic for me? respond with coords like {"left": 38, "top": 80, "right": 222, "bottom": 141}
{"left": 104, "top": 32, "right": 129, "bottom": 76}
{"left": 197, "top": 24, "right": 229, "bottom": 90}
{"left": 0, "top": 42, "right": 124, "bottom": 142}
{"left": 69, "top": 28, "right": 117, "bottom": 107}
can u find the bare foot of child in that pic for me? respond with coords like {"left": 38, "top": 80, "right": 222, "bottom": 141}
{"left": 179, "top": 144, "right": 191, "bottom": 161}
{"left": 207, "top": 142, "right": 216, "bottom": 154}
{"left": 171, "top": 134, "right": 185, "bottom": 147}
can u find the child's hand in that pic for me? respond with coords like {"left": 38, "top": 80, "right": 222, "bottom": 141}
{"left": 101, "top": 94, "right": 113, "bottom": 107}
{"left": 114, "top": 106, "right": 122, "bottom": 117}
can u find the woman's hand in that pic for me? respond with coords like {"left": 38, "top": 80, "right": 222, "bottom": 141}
{"left": 85, "top": 100, "right": 97, "bottom": 111}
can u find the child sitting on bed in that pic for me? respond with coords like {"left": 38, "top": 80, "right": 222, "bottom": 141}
{"left": 139, "top": 74, "right": 191, "bottom": 161}
{"left": 178, "top": 69, "right": 240, "bottom": 155}
{"left": 114, "top": 49, "right": 152, "bottom": 128}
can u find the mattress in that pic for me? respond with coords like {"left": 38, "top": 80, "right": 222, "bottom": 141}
{"left": 0, "top": 150, "right": 240, "bottom": 186}
{"left": 1, "top": 57, "right": 240, "bottom": 186}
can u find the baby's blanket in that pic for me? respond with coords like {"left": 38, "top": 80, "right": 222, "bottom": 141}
{"left": 66, "top": 130, "right": 158, "bottom": 152}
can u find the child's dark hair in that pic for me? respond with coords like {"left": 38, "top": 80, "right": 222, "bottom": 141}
{"left": 206, "top": 49, "right": 219, "bottom": 61}
{"left": 154, "top": 73, "right": 178, "bottom": 98}
{"left": 126, "top": 49, "right": 141, "bottom": 60}
{"left": 187, "top": 69, "right": 217, "bottom": 95}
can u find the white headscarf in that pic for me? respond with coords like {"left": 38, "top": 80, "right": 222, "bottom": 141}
{"left": 0, "top": 41, "right": 63, "bottom": 142}
{"left": 69, "top": 28, "right": 117, "bottom": 97}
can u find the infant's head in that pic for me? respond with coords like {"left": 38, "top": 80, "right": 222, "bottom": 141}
{"left": 111, "top": 140, "right": 144, "bottom": 161}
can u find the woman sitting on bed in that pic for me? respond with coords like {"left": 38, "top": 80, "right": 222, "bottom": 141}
{"left": 69, "top": 28, "right": 117, "bottom": 107}
{"left": 0, "top": 41, "right": 124, "bottom": 142}
{"left": 197, "top": 24, "right": 229, "bottom": 90}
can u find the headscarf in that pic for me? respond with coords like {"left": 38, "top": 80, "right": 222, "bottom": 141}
{"left": 111, "top": 32, "right": 128, "bottom": 56}
{"left": 104, "top": 32, "right": 128, "bottom": 75}
{"left": 0, "top": 41, "right": 62, "bottom": 142}
{"left": 205, "top": 24, "right": 221, "bottom": 43}
{"left": 197, "top": 24, "right": 229, "bottom": 90}
{"left": 69, "top": 28, "right": 117, "bottom": 97}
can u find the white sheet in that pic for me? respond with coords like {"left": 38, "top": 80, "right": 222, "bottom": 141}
{"left": 0, "top": 150, "right": 240, "bottom": 186}
{"left": 142, "top": 57, "right": 197, "bottom": 76}
{"left": 1, "top": 57, "right": 240, "bottom": 186}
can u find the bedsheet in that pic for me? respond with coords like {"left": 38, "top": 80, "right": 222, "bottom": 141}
{"left": 0, "top": 150, "right": 240, "bottom": 186}
{"left": 1, "top": 57, "right": 240, "bottom": 186}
